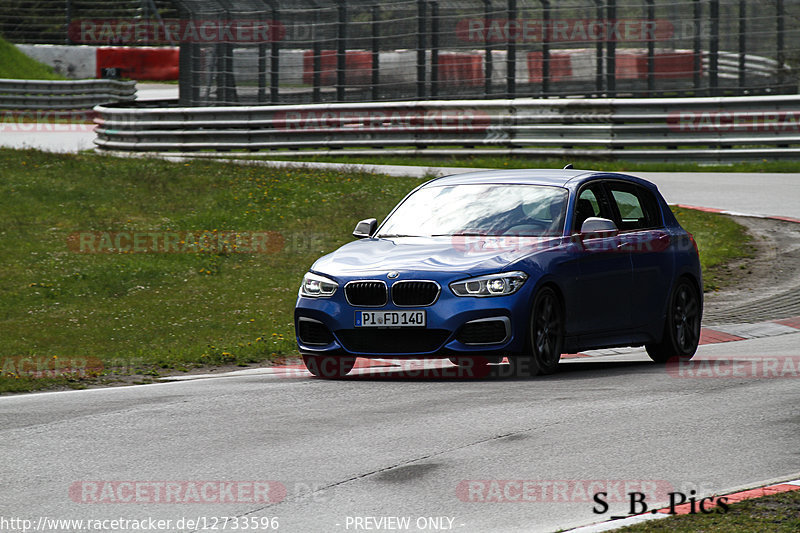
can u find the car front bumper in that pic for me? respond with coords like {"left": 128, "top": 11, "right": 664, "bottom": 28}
{"left": 294, "top": 279, "right": 534, "bottom": 358}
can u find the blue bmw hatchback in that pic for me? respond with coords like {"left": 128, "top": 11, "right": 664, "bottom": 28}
{"left": 294, "top": 168, "right": 702, "bottom": 378}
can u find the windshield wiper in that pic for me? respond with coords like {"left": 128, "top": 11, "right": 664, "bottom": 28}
{"left": 376, "top": 234, "right": 419, "bottom": 238}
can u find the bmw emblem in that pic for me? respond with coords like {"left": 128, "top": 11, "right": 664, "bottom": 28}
{"left": 387, "top": 271, "right": 399, "bottom": 279}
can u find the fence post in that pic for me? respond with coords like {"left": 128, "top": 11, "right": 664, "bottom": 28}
{"left": 507, "top": 0, "right": 516, "bottom": 98}
{"left": 777, "top": 0, "right": 786, "bottom": 88}
{"left": 417, "top": 0, "right": 427, "bottom": 98}
{"left": 646, "top": 0, "right": 655, "bottom": 95}
{"left": 709, "top": 0, "right": 719, "bottom": 95}
{"left": 337, "top": 0, "right": 347, "bottom": 102}
{"left": 372, "top": 5, "right": 380, "bottom": 100}
{"left": 270, "top": 5, "right": 280, "bottom": 103}
{"left": 484, "top": 0, "right": 493, "bottom": 95}
{"left": 693, "top": 0, "right": 702, "bottom": 93}
{"left": 738, "top": 0, "right": 746, "bottom": 93}
{"left": 605, "top": 0, "right": 615, "bottom": 96}
{"left": 541, "top": 0, "right": 550, "bottom": 96}
{"left": 595, "top": 0, "right": 603, "bottom": 95}
{"left": 65, "top": 0, "right": 72, "bottom": 44}
{"left": 431, "top": 1, "right": 439, "bottom": 97}
{"left": 313, "top": 8, "right": 322, "bottom": 103}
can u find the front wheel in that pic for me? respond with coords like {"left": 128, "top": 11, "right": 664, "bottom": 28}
{"left": 302, "top": 355, "right": 356, "bottom": 378}
{"left": 509, "top": 286, "right": 563, "bottom": 377}
{"left": 646, "top": 278, "right": 701, "bottom": 363}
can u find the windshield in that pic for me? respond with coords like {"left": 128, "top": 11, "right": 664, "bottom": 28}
{"left": 377, "top": 184, "right": 568, "bottom": 238}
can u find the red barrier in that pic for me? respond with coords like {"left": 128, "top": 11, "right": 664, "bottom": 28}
{"left": 96, "top": 47, "right": 179, "bottom": 81}
{"left": 527, "top": 52, "right": 572, "bottom": 83}
{"left": 615, "top": 52, "right": 641, "bottom": 79}
{"left": 644, "top": 51, "right": 698, "bottom": 79}
{"left": 302, "top": 50, "right": 373, "bottom": 86}
{"left": 438, "top": 53, "right": 483, "bottom": 87}
{"left": 617, "top": 50, "right": 698, "bottom": 80}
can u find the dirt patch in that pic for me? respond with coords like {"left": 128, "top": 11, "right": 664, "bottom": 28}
{"left": 703, "top": 216, "right": 800, "bottom": 325}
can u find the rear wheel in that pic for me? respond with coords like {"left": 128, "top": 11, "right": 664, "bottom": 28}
{"left": 646, "top": 278, "right": 701, "bottom": 363}
{"left": 509, "top": 286, "right": 563, "bottom": 377}
{"left": 302, "top": 355, "right": 356, "bottom": 378}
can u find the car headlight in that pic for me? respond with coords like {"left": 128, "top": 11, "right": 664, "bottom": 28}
{"left": 299, "top": 272, "right": 338, "bottom": 298}
{"left": 450, "top": 271, "right": 528, "bottom": 297}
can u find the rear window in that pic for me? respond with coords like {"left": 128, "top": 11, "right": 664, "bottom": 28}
{"left": 607, "top": 183, "right": 662, "bottom": 231}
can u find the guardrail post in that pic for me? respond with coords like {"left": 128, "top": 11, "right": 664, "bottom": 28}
{"left": 417, "top": 0, "right": 427, "bottom": 98}
{"left": 605, "top": 0, "right": 615, "bottom": 97}
{"left": 372, "top": 4, "right": 381, "bottom": 100}
{"left": 431, "top": 1, "right": 439, "bottom": 98}
{"left": 337, "top": 0, "right": 347, "bottom": 102}
{"left": 506, "top": 0, "right": 516, "bottom": 98}
{"left": 709, "top": 0, "right": 719, "bottom": 95}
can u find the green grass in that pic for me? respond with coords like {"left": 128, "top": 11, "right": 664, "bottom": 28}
{"left": 0, "top": 149, "right": 754, "bottom": 392}
{"left": 617, "top": 489, "right": 800, "bottom": 532}
{"left": 669, "top": 206, "right": 754, "bottom": 291}
{"left": 0, "top": 36, "right": 66, "bottom": 80}
{"left": 261, "top": 154, "right": 800, "bottom": 174}
{"left": 0, "top": 149, "right": 422, "bottom": 392}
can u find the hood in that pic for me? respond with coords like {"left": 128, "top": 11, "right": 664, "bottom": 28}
{"left": 311, "top": 235, "right": 562, "bottom": 277}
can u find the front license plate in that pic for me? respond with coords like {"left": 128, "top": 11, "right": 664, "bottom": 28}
{"left": 355, "top": 310, "right": 426, "bottom": 328}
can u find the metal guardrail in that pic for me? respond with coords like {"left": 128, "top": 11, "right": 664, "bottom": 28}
{"left": 0, "top": 79, "right": 137, "bottom": 110}
{"left": 94, "top": 94, "right": 800, "bottom": 160}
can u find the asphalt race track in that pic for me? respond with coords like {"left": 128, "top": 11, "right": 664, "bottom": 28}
{"left": 0, "top": 334, "right": 798, "bottom": 532}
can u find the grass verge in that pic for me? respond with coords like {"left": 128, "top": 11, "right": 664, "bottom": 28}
{"left": 669, "top": 206, "right": 754, "bottom": 291}
{"left": 0, "top": 36, "right": 66, "bottom": 80}
{"left": 617, "top": 489, "right": 800, "bottom": 532}
{"left": 261, "top": 154, "right": 800, "bottom": 174}
{"left": 0, "top": 149, "right": 753, "bottom": 392}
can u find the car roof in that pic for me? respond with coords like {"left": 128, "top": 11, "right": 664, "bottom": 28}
{"left": 425, "top": 168, "right": 656, "bottom": 191}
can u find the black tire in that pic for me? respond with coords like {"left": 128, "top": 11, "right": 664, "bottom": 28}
{"left": 646, "top": 278, "right": 701, "bottom": 363}
{"left": 509, "top": 286, "right": 563, "bottom": 377}
{"left": 302, "top": 355, "right": 356, "bottom": 378}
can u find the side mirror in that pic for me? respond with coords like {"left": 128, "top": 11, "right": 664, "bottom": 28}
{"left": 580, "top": 217, "right": 618, "bottom": 236}
{"left": 353, "top": 218, "right": 377, "bottom": 239}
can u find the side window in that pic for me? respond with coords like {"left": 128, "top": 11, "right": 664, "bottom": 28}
{"left": 574, "top": 183, "right": 612, "bottom": 232}
{"left": 607, "top": 183, "right": 662, "bottom": 231}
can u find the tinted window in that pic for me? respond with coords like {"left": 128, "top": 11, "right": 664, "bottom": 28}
{"left": 574, "top": 183, "right": 613, "bottom": 232}
{"left": 607, "top": 183, "right": 662, "bottom": 231}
